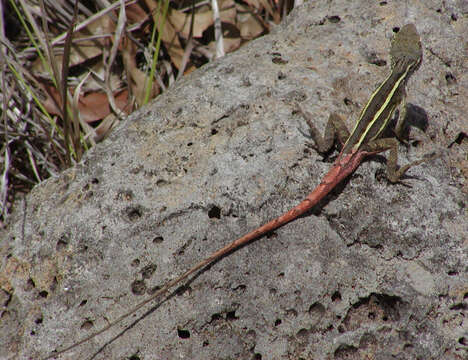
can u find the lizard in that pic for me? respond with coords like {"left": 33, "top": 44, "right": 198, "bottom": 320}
{"left": 45, "top": 23, "right": 433, "bottom": 359}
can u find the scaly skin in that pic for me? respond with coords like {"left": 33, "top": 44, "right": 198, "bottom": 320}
{"left": 44, "top": 24, "right": 432, "bottom": 359}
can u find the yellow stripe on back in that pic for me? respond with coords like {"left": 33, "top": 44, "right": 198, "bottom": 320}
{"left": 351, "top": 61, "right": 415, "bottom": 151}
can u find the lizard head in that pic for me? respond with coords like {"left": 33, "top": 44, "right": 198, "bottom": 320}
{"left": 390, "top": 24, "right": 423, "bottom": 75}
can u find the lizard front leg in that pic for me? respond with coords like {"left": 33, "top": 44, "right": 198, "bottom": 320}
{"left": 365, "top": 138, "right": 433, "bottom": 183}
{"left": 297, "top": 107, "right": 350, "bottom": 153}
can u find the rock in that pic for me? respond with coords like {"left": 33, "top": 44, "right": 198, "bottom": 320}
{"left": 1, "top": 0, "right": 467, "bottom": 359}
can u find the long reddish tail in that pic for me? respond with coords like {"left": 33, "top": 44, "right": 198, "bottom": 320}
{"left": 203, "top": 152, "right": 362, "bottom": 263}
{"left": 48, "top": 153, "right": 364, "bottom": 359}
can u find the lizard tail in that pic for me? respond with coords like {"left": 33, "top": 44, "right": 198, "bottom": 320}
{"left": 46, "top": 156, "right": 361, "bottom": 359}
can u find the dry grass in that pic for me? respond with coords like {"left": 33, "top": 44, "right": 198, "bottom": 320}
{"left": 0, "top": 0, "right": 295, "bottom": 224}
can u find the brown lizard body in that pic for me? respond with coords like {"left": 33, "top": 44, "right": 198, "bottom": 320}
{"left": 45, "top": 24, "right": 434, "bottom": 359}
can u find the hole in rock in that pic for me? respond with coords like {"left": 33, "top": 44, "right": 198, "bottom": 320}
{"left": 177, "top": 328, "right": 190, "bottom": 339}
{"left": 208, "top": 206, "right": 221, "bottom": 219}
{"left": 131, "top": 280, "right": 147, "bottom": 295}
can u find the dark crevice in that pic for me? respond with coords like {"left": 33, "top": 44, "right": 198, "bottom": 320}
{"left": 177, "top": 328, "right": 190, "bottom": 339}
{"left": 153, "top": 236, "right": 164, "bottom": 244}
{"left": 208, "top": 206, "right": 221, "bottom": 219}
{"left": 131, "top": 280, "right": 146, "bottom": 296}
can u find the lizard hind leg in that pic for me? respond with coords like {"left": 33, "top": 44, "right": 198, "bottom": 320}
{"left": 328, "top": 113, "right": 351, "bottom": 147}
{"left": 365, "top": 138, "right": 435, "bottom": 183}
{"left": 297, "top": 106, "right": 350, "bottom": 154}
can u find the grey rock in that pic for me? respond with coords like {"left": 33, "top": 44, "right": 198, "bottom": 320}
{"left": 1, "top": 0, "right": 467, "bottom": 359}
